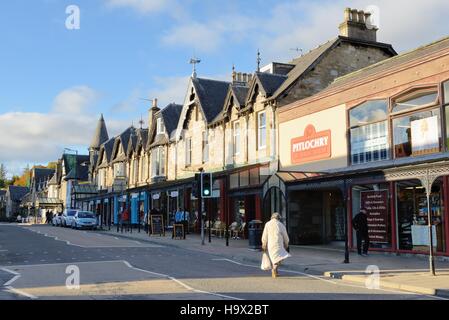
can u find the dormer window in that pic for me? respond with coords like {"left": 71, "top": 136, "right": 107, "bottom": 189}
{"left": 156, "top": 118, "right": 165, "bottom": 135}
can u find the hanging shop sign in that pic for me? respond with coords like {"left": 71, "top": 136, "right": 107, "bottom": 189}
{"left": 152, "top": 193, "right": 160, "bottom": 200}
{"left": 170, "top": 191, "right": 179, "bottom": 198}
{"left": 411, "top": 116, "right": 439, "bottom": 156}
{"left": 291, "top": 125, "right": 331, "bottom": 164}
{"left": 360, "top": 190, "right": 389, "bottom": 244}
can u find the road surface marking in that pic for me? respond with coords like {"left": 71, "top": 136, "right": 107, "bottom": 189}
{"left": 212, "top": 258, "right": 448, "bottom": 300}
{"left": 122, "top": 261, "right": 242, "bottom": 301}
{"left": 1, "top": 268, "right": 38, "bottom": 299}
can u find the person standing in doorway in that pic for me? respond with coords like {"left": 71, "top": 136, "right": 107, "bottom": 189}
{"left": 352, "top": 208, "right": 370, "bottom": 256}
{"left": 261, "top": 213, "right": 291, "bottom": 278}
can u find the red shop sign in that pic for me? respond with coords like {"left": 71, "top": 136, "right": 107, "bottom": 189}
{"left": 291, "top": 125, "right": 331, "bottom": 164}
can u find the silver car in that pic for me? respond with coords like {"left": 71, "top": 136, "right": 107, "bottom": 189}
{"left": 62, "top": 209, "right": 77, "bottom": 227}
{"left": 72, "top": 211, "right": 97, "bottom": 230}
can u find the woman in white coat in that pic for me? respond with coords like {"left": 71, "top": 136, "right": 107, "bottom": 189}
{"left": 262, "top": 212, "right": 291, "bottom": 278}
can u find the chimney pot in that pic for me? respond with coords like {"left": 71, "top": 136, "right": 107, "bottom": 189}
{"left": 340, "top": 8, "right": 377, "bottom": 42}
{"left": 344, "top": 8, "right": 351, "bottom": 21}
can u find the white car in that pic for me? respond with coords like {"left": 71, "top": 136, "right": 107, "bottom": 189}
{"left": 72, "top": 211, "right": 97, "bottom": 230}
{"left": 52, "top": 213, "right": 63, "bottom": 226}
{"left": 61, "top": 209, "right": 77, "bottom": 227}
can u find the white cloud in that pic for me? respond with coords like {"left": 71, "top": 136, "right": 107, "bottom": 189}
{"left": 104, "top": 0, "right": 169, "bottom": 13}
{"left": 161, "top": 14, "right": 256, "bottom": 53}
{"left": 52, "top": 85, "right": 99, "bottom": 115}
{"left": 147, "top": 76, "right": 190, "bottom": 107}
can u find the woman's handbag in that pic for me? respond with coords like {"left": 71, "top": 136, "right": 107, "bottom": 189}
{"left": 261, "top": 252, "right": 272, "bottom": 271}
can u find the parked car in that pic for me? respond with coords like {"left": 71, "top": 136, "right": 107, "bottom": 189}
{"left": 52, "top": 212, "right": 63, "bottom": 226}
{"left": 61, "top": 209, "right": 77, "bottom": 227}
{"left": 72, "top": 211, "right": 97, "bottom": 230}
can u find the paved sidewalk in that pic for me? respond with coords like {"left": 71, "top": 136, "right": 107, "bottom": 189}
{"left": 98, "top": 227, "right": 449, "bottom": 297}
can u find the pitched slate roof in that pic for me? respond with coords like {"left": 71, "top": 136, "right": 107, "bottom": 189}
{"left": 8, "top": 186, "right": 29, "bottom": 201}
{"left": 64, "top": 166, "right": 89, "bottom": 181}
{"left": 269, "top": 36, "right": 396, "bottom": 101}
{"left": 90, "top": 114, "right": 109, "bottom": 150}
{"left": 232, "top": 85, "right": 250, "bottom": 106}
{"left": 138, "top": 129, "right": 148, "bottom": 150}
{"left": 161, "top": 103, "right": 183, "bottom": 136}
{"left": 33, "top": 168, "right": 55, "bottom": 183}
{"left": 62, "top": 155, "right": 89, "bottom": 181}
{"left": 327, "top": 35, "right": 449, "bottom": 90}
{"left": 211, "top": 84, "right": 250, "bottom": 124}
{"left": 48, "top": 174, "right": 58, "bottom": 185}
{"left": 255, "top": 72, "right": 288, "bottom": 96}
{"left": 192, "top": 78, "right": 231, "bottom": 123}
{"left": 97, "top": 137, "right": 115, "bottom": 168}
{"left": 118, "top": 127, "right": 135, "bottom": 155}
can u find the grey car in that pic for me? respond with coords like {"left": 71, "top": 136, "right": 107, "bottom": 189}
{"left": 72, "top": 211, "right": 97, "bottom": 230}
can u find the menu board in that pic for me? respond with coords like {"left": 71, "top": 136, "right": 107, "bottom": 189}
{"left": 360, "top": 190, "right": 389, "bottom": 243}
{"left": 150, "top": 215, "right": 165, "bottom": 236}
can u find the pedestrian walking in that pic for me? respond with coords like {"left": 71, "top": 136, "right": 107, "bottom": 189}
{"left": 352, "top": 208, "right": 370, "bottom": 256}
{"left": 261, "top": 212, "right": 291, "bottom": 278}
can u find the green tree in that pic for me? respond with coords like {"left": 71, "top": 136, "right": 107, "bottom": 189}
{"left": 0, "top": 164, "right": 7, "bottom": 189}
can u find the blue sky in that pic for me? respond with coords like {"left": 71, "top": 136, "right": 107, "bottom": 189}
{"left": 1, "top": 0, "right": 449, "bottom": 177}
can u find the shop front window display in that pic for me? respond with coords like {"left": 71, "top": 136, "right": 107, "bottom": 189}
{"left": 396, "top": 179, "right": 445, "bottom": 252}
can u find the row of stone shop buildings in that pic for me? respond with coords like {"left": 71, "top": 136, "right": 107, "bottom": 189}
{"left": 74, "top": 8, "right": 449, "bottom": 256}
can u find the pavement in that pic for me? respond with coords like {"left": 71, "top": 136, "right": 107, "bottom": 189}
{"left": 96, "top": 225, "right": 449, "bottom": 298}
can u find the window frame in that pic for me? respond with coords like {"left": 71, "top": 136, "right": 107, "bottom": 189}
{"left": 156, "top": 118, "right": 165, "bottom": 135}
{"left": 348, "top": 100, "right": 390, "bottom": 165}
{"left": 257, "top": 111, "right": 267, "bottom": 150}
{"left": 185, "top": 138, "right": 192, "bottom": 167}
{"left": 347, "top": 84, "right": 446, "bottom": 165}
{"left": 233, "top": 121, "right": 241, "bottom": 156}
{"left": 202, "top": 131, "right": 209, "bottom": 163}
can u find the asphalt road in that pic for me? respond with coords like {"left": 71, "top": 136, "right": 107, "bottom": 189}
{"left": 0, "top": 224, "right": 443, "bottom": 300}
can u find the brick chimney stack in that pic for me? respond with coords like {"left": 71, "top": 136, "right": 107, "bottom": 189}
{"left": 339, "top": 7, "right": 378, "bottom": 42}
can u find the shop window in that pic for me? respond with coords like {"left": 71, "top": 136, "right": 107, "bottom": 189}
{"left": 392, "top": 108, "right": 441, "bottom": 158}
{"left": 392, "top": 90, "right": 438, "bottom": 114}
{"left": 349, "top": 100, "right": 389, "bottom": 165}
{"left": 396, "top": 179, "right": 445, "bottom": 253}
{"left": 351, "top": 184, "right": 391, "bottom": 249}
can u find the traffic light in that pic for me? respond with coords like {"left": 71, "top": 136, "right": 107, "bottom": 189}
{"left": 201, "top": 172, "right": 213, "bottom": 198}
{"left": 192, "top": 173, "right": 201, "bottom": 198}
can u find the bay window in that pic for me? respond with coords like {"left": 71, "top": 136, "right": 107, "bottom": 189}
{"left": 349, "top": 100, "right": 389, "bottom": 165}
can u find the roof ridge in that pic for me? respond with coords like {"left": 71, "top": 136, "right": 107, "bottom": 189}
{"left": 333, "top": 35, "right": 449, "bottom": 84}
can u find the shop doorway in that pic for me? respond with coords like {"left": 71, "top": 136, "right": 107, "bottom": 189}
{"left": 287, "top": 189, "right": 344, "bottom": 245}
